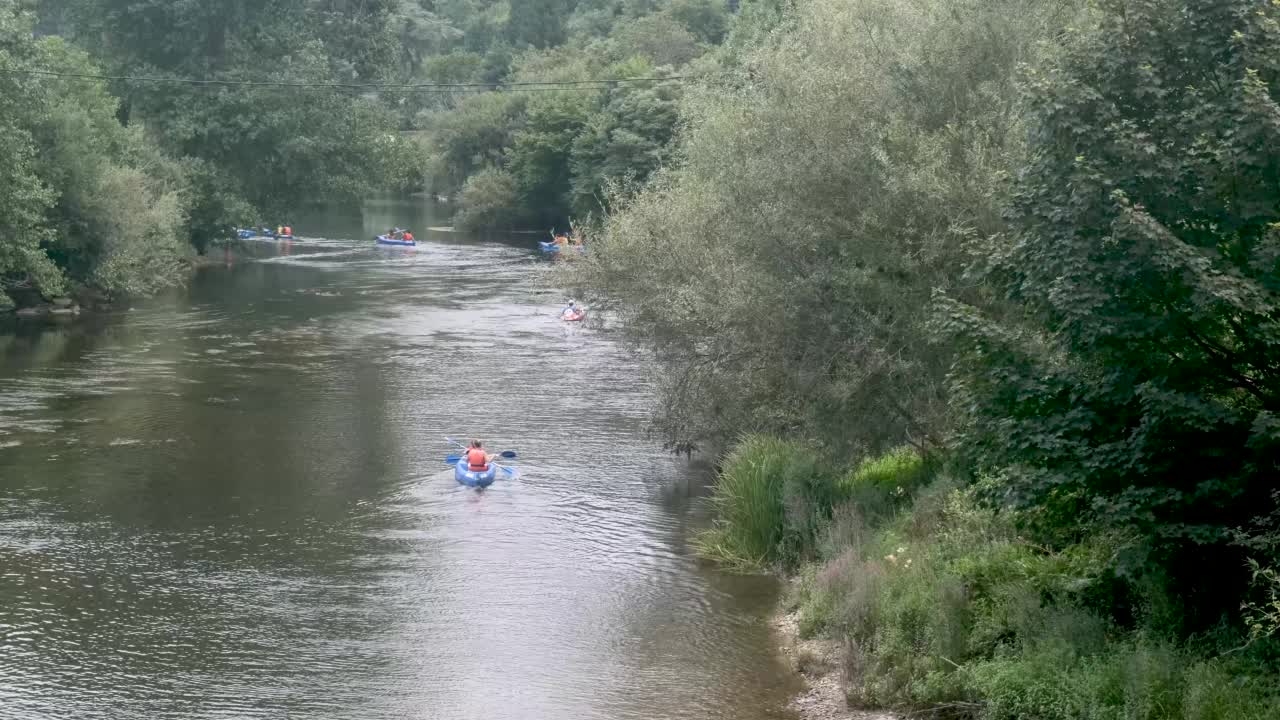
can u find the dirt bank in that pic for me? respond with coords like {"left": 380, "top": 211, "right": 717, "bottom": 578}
{"left": 773, "top": 602, "right": 898, "bottom": 720}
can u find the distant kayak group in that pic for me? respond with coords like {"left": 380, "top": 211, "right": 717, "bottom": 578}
{"left": 238, "top": 223, "right": 585, "bottom": 324}
{"left": 539, "top": 227, "right": 586, "bottom": 255}
{"left": 238, "top": 225, "right": 294, "bottom": 240}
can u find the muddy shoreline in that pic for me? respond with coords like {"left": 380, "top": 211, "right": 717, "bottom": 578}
{"left": 772, "top": 592, "right": 899, "bottom": 720}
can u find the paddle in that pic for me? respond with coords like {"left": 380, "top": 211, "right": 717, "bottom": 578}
{"left": 444, "top": 450, "right": 517, "bottom": 464}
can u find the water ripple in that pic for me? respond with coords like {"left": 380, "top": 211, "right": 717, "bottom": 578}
{"left": 0, "top": 207, "right": 800, "bottom": 720}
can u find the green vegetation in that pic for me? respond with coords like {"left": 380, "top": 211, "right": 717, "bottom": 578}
{"left": 789, "top": 459, "right": 1280, "bottom": 719}
{"left": 0, "top": 3, "right": 191, "bottom": 308}
{"left": 405, "top": 0, "right": 721, "bottom": 230}
{"left": 695, "top": 435, "right": 831, "bottom": 572}
{"left": 2, "top": 0, "right": 406, "bottom": 308}
{"left": 572, "top": 0, "right": 1280, "bottom": 717}
{"left": 2, "top": 0, "right": 734, "bottom": 306}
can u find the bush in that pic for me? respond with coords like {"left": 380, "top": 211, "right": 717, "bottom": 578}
{"left": 454, "top": 167, "right": 524, "bottom": 231}
{"left": 835, "top": 446, "right": 933, "bottom": 522}
{"left": 793, "top": 546, "right": 884, "bottom": 640}
{"left": 789, "top": 476, "right": 1280, "bottom": 718}
{"left": 695, "top": 435, "right": 833, "bottom": 572}
{"left": 969, "top": 638, "right": 1280, "bottom": 720}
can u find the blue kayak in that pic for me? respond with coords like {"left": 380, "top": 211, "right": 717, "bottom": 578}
{"left": 377, "top": 235, "right": 416, "bottom": 247}
{"left": 238, "top": 229, "right": 294, "bottom": 239}
{"left": 540, "top": 241, "right": 585, "bottom": 255}
{"left": 455, "top": 459, "right": 498, "bottom": 488}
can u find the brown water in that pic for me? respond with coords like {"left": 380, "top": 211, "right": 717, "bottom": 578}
{"left": 0, "top": 199, "right": 801, "bottom": 720}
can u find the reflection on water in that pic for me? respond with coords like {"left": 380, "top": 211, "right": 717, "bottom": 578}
{"left": 0, "top": 199, "right": 800, "bottom": 719}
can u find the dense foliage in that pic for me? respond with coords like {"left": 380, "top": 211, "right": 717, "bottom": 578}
{"left": 403, "top": 0, "right": 729, "bottom": 229}
{"left": 573, "top": 0, "right": 1060, "bottom": 456}
{"left": 49, "top": 0, "right": 405, "bottom": 251}
{"left": 935, "top": 0, "right": 1280, "bottom": 627}
{"left": 574, "top": 0, "right": 1280, "bottom": 717}
{"left": 0, "top": 2, "right": 189, "bottom": 308}
{"left": 1, "top": 0, "right": 413, "bottom": 308}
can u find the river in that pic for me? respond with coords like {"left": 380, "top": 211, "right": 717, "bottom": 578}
{"left": 0, "top": 199, "right": 802, "bottom": 720}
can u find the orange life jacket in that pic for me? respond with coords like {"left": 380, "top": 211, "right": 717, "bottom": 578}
{"left": 404, "top": 232, "right": 414, "bottom": 242}
{"left": 466, "top": 447, "right": 488, "bottom": 471}
{"left": 283, "top": 226, "right": 292, "bottom": 236}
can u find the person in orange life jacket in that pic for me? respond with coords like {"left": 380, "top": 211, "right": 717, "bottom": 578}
{"left": 403, "top": 230, "right": 414, "bottom": 243}
{"left": 466, "top": 440, "right": 495, "bottom": 471}
{"left": 562, "top": 299, "right": 582, "bottom": 319}
{"left": 282, "top": 225, "right": 292, "bottom": 237}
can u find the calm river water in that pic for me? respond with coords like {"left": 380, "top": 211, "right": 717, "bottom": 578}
{"left": 0, "top": 199, "right": 801, "bottom": 720}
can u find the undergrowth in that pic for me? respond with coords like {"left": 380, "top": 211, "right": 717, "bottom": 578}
{"left": 701, "top": 439, "right": 1280, "bottom": 719}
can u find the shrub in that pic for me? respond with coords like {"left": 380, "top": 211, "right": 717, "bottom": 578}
{"left": 836, "top": 446, "right": 933, "bottom": 522}
{"left": 454, "top": 167, "right": 523, "bottom": 231}
{"left": 793, "top": 476, "right": 1280, "bottom": 718}
{"left": 1244, "top": 559, "right": 1280, "bottom": 642}
{"left": 794, "top": 548, "right": 885, "bottom": 640}
{"left": 695, "top": 435, "right": 832, "bottom": 571}
{"left": 969, "top": 637, "right": 1280, "bottom": 720}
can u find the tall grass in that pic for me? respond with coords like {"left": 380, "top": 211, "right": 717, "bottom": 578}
{"left": 695, "top": 435, "right": 829, "bottom": 572}
{"left": 794, "top": 480, "right": 1280, "bottom": 718}
{"left": 835, "top": 445, "right": 933, "bottom": 523}
{"left": 704, "top": 440, "right": 1280, "bottom": 717}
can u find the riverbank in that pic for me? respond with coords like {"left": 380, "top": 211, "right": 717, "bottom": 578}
{"left": 699, "top": 438, "right": 1280, "bottom": 720}
{"left": 773, "top": 599, "right": 897, "bottom": 720}
{"left": 4, "top": 254, "right": 234, "bottom": 319}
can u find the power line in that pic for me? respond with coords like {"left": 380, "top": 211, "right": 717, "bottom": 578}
{"left": 0, "top": 67, "right": 701, "bottom": 92}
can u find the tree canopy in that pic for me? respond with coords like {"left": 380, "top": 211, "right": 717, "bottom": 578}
{"left": 405, "top": 0, "right": 733, "bottom": 230}
{"left": 571, "top": 0, "right": 1280, "bottom": 679}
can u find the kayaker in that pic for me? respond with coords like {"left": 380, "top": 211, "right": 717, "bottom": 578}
{"left": 283, "top": 225, "right": 292, "bottom": 237}
{"left": 466, "top": 440, "right": 494, "bottom": 471}
{"left": 403, "top": 230, "right": 415, "bottom": 243}
{"left": 562, "top": 300, "right": 582, "bottom": 319}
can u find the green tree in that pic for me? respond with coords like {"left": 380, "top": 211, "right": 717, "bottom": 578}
{"left": 506, "top": 0, "right": 574, "bottom": 48}
{"left": 609, "top": 13, "right": 701, "bottom": 67}
{"left": 414, "top": 0, "right": 738, "bottom": 227}
{"left": 506, "top": 94, "right": 594, "bottom": 225}
{"left": 572, "top": 0, "right": 1074, "bottom": 456}
{"left": 937, "top": 0, "right": 1280, "bottom": 622}
{"left": 665, "top": 0, "right": 729, "bottom": 44}
{"left": 454, "top": 166, "right": 522, "bottom": 230}
{"left": 54, "top": 0, "right": 402, "bottom": 241}
{"left": 0, "top": 2, "right": 190, "bottom": 304}
{"left": 431, "top": 91, "right": 527, "bottom": 189}
{"left": 569, "top": 79, "right": 681, "bottom": 215}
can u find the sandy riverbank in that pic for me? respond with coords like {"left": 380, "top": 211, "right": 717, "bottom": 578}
{"left": 772, "top": 601, "right": 899, "bottom": 720}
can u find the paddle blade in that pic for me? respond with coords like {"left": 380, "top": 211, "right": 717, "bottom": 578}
{"left": 500, "top": 451, "right": 517, "bottom": 459}
{"left": 444, "top": 455, "right": 462, "bottom": 464}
